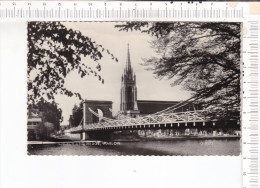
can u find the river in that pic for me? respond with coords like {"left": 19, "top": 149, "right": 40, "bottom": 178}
{"left": 28, "top": 138, "right": 240, "bottom": 156}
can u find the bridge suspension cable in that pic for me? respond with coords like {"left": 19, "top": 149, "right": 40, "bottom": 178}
{"left": 88, "top": 107, "right": 115, "bottom": 122}
{"left": 79, "top": 117, "right": 83, "bottom": 125}
{"left": 154, "top": 95, "right": 200, "bottom": 115}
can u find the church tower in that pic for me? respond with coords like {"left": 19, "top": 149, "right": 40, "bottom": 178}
{"left": 120, "top": 44, "right": 140, "bottom": 117}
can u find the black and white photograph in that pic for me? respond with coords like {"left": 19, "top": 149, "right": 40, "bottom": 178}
{"left": 27, "top": 21, "right": 241, "bottom": 156}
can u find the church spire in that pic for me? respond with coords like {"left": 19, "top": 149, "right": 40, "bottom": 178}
{"left": 126, "top": 43, "right": 132, "bottom": 72}
{"left": 120, "top": 44, "right": 140, "bottom": 117}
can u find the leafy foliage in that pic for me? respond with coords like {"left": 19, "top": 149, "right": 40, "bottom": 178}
{"left": 69, "top": 102, "right": 83, "bottom": 127}
{"left": 116, "top": 22, "right": 241, "bottom": 119}
{"left": 27, "top": 22, "right": 118, "bottom": 104}
{"left": 29, "top": 99, "right": 62, "bottom": 130}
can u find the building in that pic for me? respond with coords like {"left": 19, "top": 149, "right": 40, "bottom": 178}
{"left": 137, "top": 100, "right": 196, "bottom": 116}
{"left": 27, "top": 108, "right": 43, "bottom": 140}
{"left": 120, "top": 44, "right": 199, "bottom": 117}
{"left": 27, "top": 107, "right": 56, "bottom": 140}
{"left": 120, "top": 44, "right": 140, "bottom": 117}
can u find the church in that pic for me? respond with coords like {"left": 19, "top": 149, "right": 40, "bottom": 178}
{"left": 120, "top": 44, "right": 196, "bottom": 118}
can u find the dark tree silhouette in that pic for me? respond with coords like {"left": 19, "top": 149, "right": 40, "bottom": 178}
{"left": 70, "top": 102, "right": 83, "bottom": 127}
{"left": 29, "top": 99, "right": 62, "bottom": 131}
{"left": 27, "top": 22, "right": 117, "bottom": 104}
{"left": 116, "top": 22, "right": 241, "bottom": 119}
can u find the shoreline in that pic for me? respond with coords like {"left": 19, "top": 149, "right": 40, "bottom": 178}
{"left": 28, "top": 135, "right": 240, "bottom": 145}
{"left": 114, "top": 135, "right": 240, "bottom": 142}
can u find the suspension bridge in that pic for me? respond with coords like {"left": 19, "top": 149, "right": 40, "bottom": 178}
{"left": 64, "top": 99, "right": 239, "bottom": 138}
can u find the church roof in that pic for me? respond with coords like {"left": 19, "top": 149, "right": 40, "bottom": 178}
{"left": 137, "top": 100, "right": 198, "bottom": 115}
{"left": 137, "top": 100, "right": 180, "bottom": 115}
{"left": 84, "top": 100, "right": 113, "bottom": 104}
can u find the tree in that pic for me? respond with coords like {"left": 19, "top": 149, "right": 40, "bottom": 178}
{"left": 29, "top": 99, "right": 63, "bottom": 130}
{"left": 43, "top": 122, "right": 56, "bottom": 137}
{"left": 27, "top": 22, "right": 117, "bottom": 104}
{"left": 70, "top": 102, "right": 83, "bottom": 127}
{"left": 116, "top": 22, "right": 241, "bottom": 119}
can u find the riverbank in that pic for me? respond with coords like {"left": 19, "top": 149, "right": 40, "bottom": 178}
{"left": 28, "top": 135, "right": 240, "bottom": 145}
{"left": 140, "top": 135, "right": 240, "bottom": 141}
{"left": 106, "top": 135, "right": 240, "bottom": 142}
{"left": 28, "top": 140, "right": 98, "bottom": 145}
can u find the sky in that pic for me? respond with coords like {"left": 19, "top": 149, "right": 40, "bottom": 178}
{"left": 54, "top": 22, "right": 191, "bottom": 125}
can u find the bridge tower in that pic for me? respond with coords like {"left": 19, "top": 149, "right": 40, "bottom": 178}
{"left": 120, "top": 44, "right": 140, "bottom": 117}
